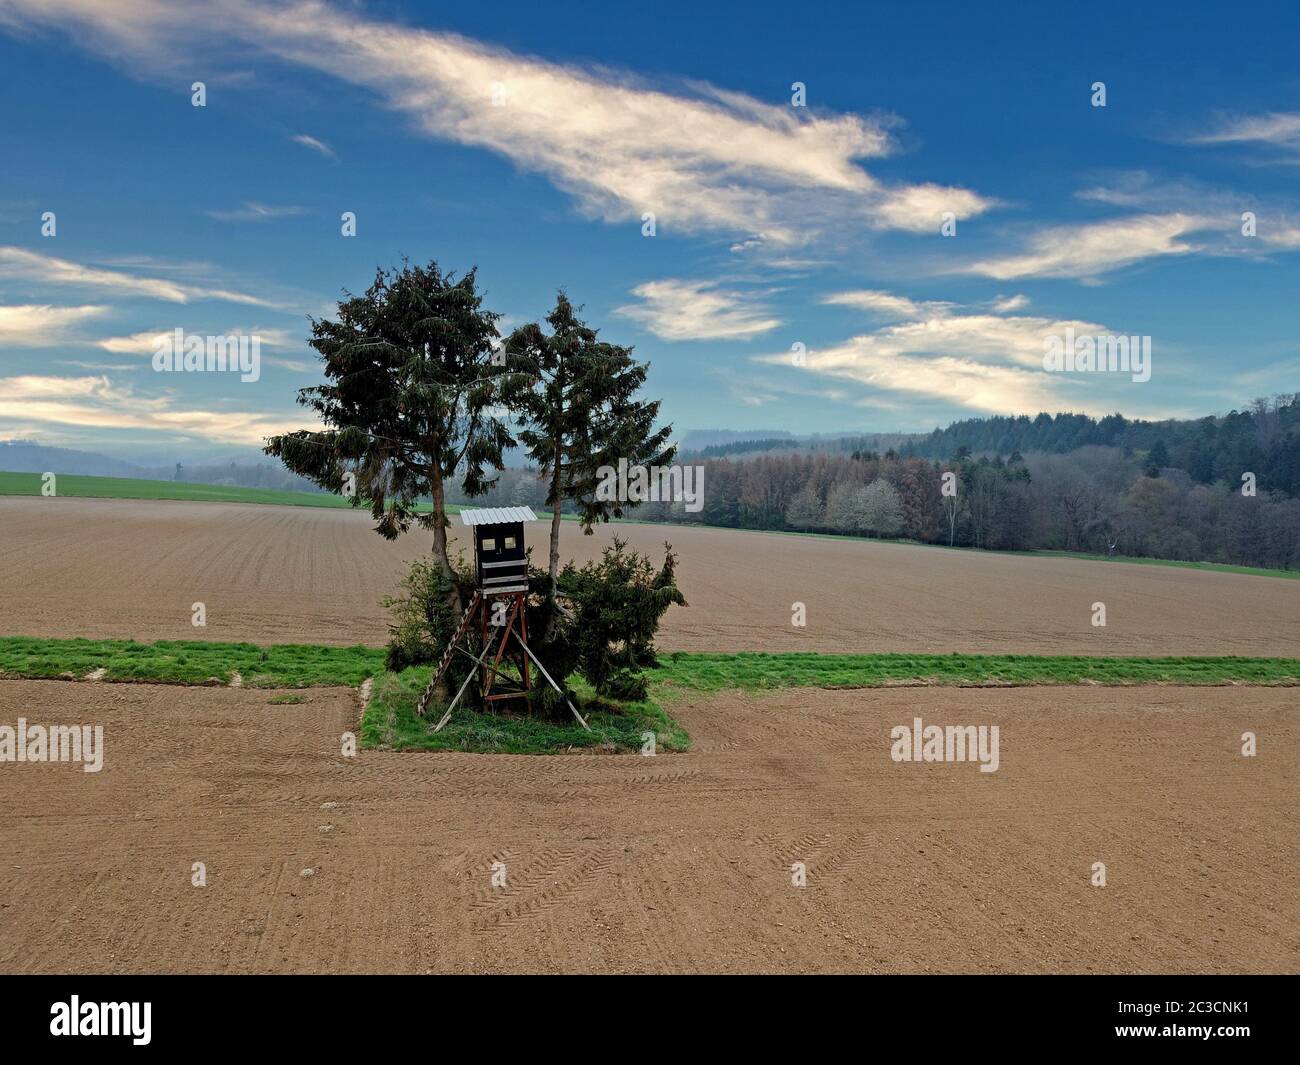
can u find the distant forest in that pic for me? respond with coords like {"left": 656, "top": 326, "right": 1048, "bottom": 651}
{"left": 460, "top": 394, "right": 1300, "bottom": 571}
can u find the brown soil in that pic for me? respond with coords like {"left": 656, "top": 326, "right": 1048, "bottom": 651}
{"left": 1, "top": 496, "right": 1296, "bottom": 655}
{"left": 1, "top": 679, "right": 1294, "bottom": 974}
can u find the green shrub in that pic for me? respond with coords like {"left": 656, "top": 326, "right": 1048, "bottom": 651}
{"left": 382, "top": 540, "right": 685, "bottom": 717}
{"left": 557, "top": 538, "right": 685, "bottom": 699}
{"left": 381, "top": 554, "right": 478, "bottom": 696}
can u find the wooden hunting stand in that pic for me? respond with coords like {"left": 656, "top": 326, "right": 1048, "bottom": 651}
{"left": 415, "top": 507, "right": 589, "bottom": 733}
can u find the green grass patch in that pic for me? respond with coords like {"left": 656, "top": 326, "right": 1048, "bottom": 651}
{"left": 361, "top": 667, "right": 689, "bottom": 754}
{"left": 0, "top": 636, "right": 385, "bottom": 687}
{"left": 0, "top": 471, "right": 453, "bottom": 514}
{"left": 653, "top": 651, "right": 1300, "bottom": 691}
{"left": 1020, "top": 550, "right": 1300, "bottom": 580}
{"left": 4, "top": 637, "right": 1297, "bottom": 754}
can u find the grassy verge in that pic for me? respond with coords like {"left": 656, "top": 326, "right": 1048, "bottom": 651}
{"left": 0, "top": 471, "right": 449, "bottom": 513}
{"left": 653, "top": 651, "right": 1300, "bottom": 691}
{"left": 361, "top": 667, "right": 689, "bottom": 754}
{"left": 1020, "top": 550, "right": 1300, "bottom": 579}
{"left": 3, "top": 637, "right": 1297, "bottom": 753}
{"left": 0, "top": 636, "right": 385, "bottom": 687}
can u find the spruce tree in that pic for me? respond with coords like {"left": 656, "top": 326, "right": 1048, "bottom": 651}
{"left": 500, "top": 293, "right": 675, "bottom": 597}
{"left": 266, "top": 260, "right": 512, "bottom": 599}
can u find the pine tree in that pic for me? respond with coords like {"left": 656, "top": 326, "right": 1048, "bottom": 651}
{"left": 266, "top": 260, "right": 512, "bottom": 597}
{"left": 500, "top": 293, "right": 675, "bottom": 597}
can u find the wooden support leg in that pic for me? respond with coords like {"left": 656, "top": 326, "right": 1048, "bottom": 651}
{"left": 431, "top": 621, "right": 512, "bottom": 733}
{"left": 431, "top": 662, "right": 478, "bottom": 734}
{"left": 512, "top": 630, "right": 590, "bottom": 730}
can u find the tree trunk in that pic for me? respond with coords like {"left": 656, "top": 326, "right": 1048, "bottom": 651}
{"left": 548, "top": 498, "right": 563, "bottom": 599}
{"left": 429, "top": 465, "right": 460, "bottom": 701}
{"left": 544, "top": 448, "right": 564, "bottom": 643}
{"left": 547, "top": 442, "right": 563, "bottom": 597}
{"left": 430, "top": 467, "right": 453, "bottom": 580}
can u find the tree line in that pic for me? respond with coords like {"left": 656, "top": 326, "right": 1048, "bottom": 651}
{"left": 450, "top": 397, "right": 1300, "bottom": 571}
{"left": 623, "top": 441, "right": 1300, "bottom": 571}
{"left": 904, "top": 398, "right": 1300, "bottom": 496}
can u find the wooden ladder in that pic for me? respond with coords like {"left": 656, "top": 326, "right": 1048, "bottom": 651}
{"left": 415, "top": 590, "right": 481, "bottom": 717}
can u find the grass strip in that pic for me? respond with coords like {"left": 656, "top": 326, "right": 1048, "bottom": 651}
{"left": 3, "top": 638, "right": 1296, "bottom": 753}
{"left": 0, "top": 471, "right": 450, "bottom": 514}
{"left": 0, "top": 636, "right": 384, "bottom": 687}
{"left": 361, "top": 667, "right": 689, "bottom": 755}
{"left": 654, "top": 651, "right": 1300, "bottom": 691}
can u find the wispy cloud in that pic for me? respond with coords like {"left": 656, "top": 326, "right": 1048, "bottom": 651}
{"left": 204, "top": 201, "right": 306, "bottom": 222}
{"left": 290, "top": 133, "right": 336, "bottom": 159}
{"left": 95, "top": 329, "right": 169, "bottom": 356}
{"left": 0, "top": 0, "right": 994, "bottom": 246}
{"left": 754, "top": 290, "right": 1167, "bottom": 415}
{"left": 616, "top": 279, "right": 782, "bottom": 341}
{"left": 95, "top": 325, "right": 304, "bottom": 356}
{"left": 962, "top": 213, "right": 1206, "bottom": 280}
{"left": 0, "top": 374, "right": 313, "bottom": 446}
{"left": 821, "top": 290, "right": 955, "bottom": 319}
{"left": 1077, "top": 171, "right": 1300, "bottom": 252}
{"left": 991, "top": 294, "right": 1029, "bottom": 313}
{"left": 0, "top": 246, "right": 278, "bottom": 306}
{"left": 0, "top": 303, "right": 108, "bottom": 346}
{"left": 870, "top": 183, "right": 996, "bottom": 234}
{"left": 709, "top": 365, "right": 852, "bottom": 408}
{"left": 1187, "top": 111, "right": 1300, "bottom": 152}
{"left": 761, "top": 340, "right": 1065, "bottom": 414}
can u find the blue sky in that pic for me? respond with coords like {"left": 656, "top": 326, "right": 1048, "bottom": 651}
{"left": 1, "top": 0, "right": 1298, "bottom": 461}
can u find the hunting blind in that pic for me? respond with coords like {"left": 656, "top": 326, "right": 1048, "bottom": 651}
{"left": 415, "top": 507, "right": 589, "bottom": 733}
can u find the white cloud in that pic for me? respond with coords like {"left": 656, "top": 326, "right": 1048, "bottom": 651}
{"left": 991, "top": 294, "right": 1029, "bottom": 312}
{"left": 0, "top": 246, "right": 277, "bottom": 306}
{"left": 1076, "top": 173, "right": 1300, "bottom": 253}
{"left": 95, "top": 325, "right": 304, "bottom": 356}
{"left": 95, "top": 329, "right": 168, "bottom": 355}
{"left": 204, "top": 201, "right": 306, "bottom": 222}
{"left": 0, "top": 303, "right": 108, "bottom": 346}
{"left": 291, "top": 133, "right": 336, "bottom": 158}
{"left": 759, "top": 340, "right": 1064, "bottom": 414}
{"left": 963, "top": 214, "right": 1206, "bottom": 280}
{"left": 1189, "top": 112, "right": 1300, "bottom": 149}
{"left": 615, "top": 279, "right": 782, "bottom": 341}
{"left": 821, "top": 290, "right": 955, "bottom": 318}
{"left": 0, "top": 374, "right": 314, "bottom": 446}
{"left": 0, "top": 0, "right": 994, "bottom": 245}
{"left": 53, "top": 360, "right": 141, "bottom": 372}
{"left": 870, "top": 183, "right": 995, "bottom": 233}
{"left": 754, "top": 290, "right": 1154, "bottom": 415}
{"left": 812, "top": 309, "right": 1112, "bottom": 371}
{"left": 1258, "top": 224, "right": 1300, "bottom": 249}
{"left": 709, "top": 366, "right": 852, "bottom": 408}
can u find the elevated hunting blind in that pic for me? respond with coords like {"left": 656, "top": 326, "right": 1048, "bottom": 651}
{"left": 414, "top": 506, "right": 589, "bottom": 733}
{"left": 465, "top": 507, "right": 530, "bottom": 593}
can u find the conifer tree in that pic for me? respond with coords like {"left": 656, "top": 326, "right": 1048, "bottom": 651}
{"left": 500, "top": 293, "right": 675, "bottom": 597}
{"left": 266, "top": 260, "right": 512, "bottom": 601}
